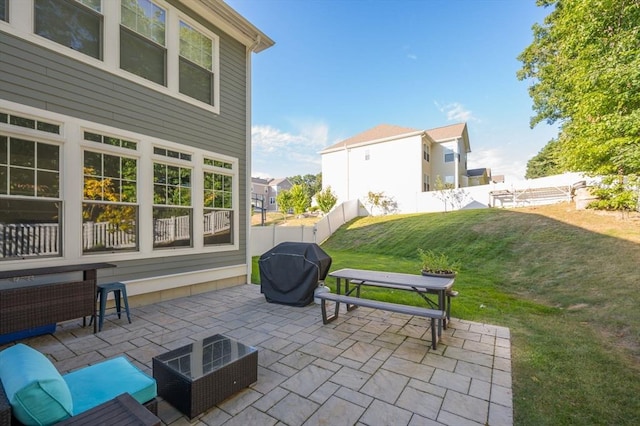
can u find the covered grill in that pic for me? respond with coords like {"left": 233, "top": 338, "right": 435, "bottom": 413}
{"left": 259, "top": 242, "right": 332, "bottom": 306}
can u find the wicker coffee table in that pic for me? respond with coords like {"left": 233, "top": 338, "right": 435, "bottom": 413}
{"left": 152, "top": 334, "right": 258, "bottom": 419}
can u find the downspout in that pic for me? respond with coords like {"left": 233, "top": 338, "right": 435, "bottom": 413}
{"left": 245, "top": 39, "right": 258, "bottom": 283}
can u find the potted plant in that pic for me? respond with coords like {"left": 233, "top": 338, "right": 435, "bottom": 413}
{"left": 417, "top": 248, "right": 459, "bottom": 278}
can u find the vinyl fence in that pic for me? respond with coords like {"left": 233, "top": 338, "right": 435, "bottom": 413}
{"left": 250, "top": 199, "right": 363, "bottom": 256}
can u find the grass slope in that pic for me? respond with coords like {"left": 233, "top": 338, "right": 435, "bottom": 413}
{"left": 315, "top": 204, "right": 640, "bottom": 425}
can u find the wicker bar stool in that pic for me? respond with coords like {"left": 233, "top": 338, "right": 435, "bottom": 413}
{"left": 91, "top": 282, "right": 132, "bottom": 332}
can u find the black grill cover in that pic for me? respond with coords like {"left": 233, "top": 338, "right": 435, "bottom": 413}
{"left": 259, "top": 242, "right": 332, "bottom": 306}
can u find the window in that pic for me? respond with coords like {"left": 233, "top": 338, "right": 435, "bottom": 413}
{"left": 82, "top": 147, "right": 138, "bottom": 253}
{"left": 120, "top": 0, "right": 166, "bottom": 85}
{"left": 423, "top": 174, "right": 429, "bottom": 192}
{"left": 34, "top": 0, "right": 102, "bottom": 59}
{"left": 6, "top": 0, "right": 222, "bottom": 112}
{"left": 0, "top": 0, "right": 7, "bottom": 22}
{"left": 203, "top": 168, "right": 232, "bottom": 246}
{"left": 423, "top": 144, "right": 429, "bottom": 162}
{"left": 1, "top": 112, "right": 60, "bottom": 134}
{"left": 180, "top": 21, "right": 214, "bottom": 105}
{"left": 85, "top": 131, "right": 137, "bottom": 150}
{"left": 153, "top": 160, "right": 192, "bottom": 248}
{"left": 269, "top": 197, "right": 275, "bottom": 205}
{"left": 0, "top": 135, "right": 61, "bottom": 260}
{"left": 444, "top": 151, "right": 455, "bottom": 163}
{"left": 365, "top": 149, "right": 370, "bottom": 161}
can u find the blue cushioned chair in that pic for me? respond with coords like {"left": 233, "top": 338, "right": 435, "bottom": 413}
{"left": 0, "top": 344, "right": 157, "bottom": 426}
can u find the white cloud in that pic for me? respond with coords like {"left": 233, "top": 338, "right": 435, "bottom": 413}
{"left": 251, "top": 121, "right": 329, "bottom": 178}
{"left": 434, "top": 101, "right": 480, "bottom": 123}
{"left": 407, "top": 53, "right": 417, "bottom": 60}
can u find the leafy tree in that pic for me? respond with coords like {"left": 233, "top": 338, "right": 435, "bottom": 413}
{"left": 275, "top": 189, "right": 293, "bottom": 221}
{"left": 433, "top": 176, "right": 469, "bottom": 212}
{"left": 288, "top": 173, "right": 322, "bottom": 196}
{"left": 366, "top": 191, "right": 396, "bottom": 215}
{"left": 289, "top": 184, "right": 311, "bottom": 216}
{"left": 315, "top": 186, "right": 338, "bottom": 214}
{"left": 517, "top": 0, "right": 640, "bottom": 177}
{"left": 589, "top": 174, "right": 639, "bottom": 212}
{"left": 525, "top": 139, "right": 564, "bottom": 179}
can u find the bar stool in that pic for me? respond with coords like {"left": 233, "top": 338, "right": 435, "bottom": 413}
{"left": 92, "top": 282, "right": 132, "bottom": 332}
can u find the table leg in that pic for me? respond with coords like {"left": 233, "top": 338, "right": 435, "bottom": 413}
{"left": 437, "top": 290, "right": 445, "bottom": 337}
{"left": 345, "top": 279, "right": 358, "bottom": 311}
{"left": 333, "top": 277, "right": 342, "bottom": 319}
{"left": 84, "top": 269, "right": 98, "bottom": 334}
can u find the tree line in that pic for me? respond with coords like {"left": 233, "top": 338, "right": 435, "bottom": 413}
{"left": 276, "top": 173, "right": 337, "bottom": 219}
{"left": 519, "top": 0, "right": 639, "bottom": 211}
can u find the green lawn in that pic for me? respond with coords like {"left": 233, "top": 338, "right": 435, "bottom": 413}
{"left": 252, "top": 205, "right": 640, "bottom": 425}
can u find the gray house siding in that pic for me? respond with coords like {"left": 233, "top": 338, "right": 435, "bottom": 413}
{"left": 0, "top": 9, "right": 249, "bottom": 283}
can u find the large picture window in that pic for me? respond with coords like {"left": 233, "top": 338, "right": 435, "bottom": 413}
{"left": 120, "top": 0, "right": 166, "bottom": 85}
{"left": 34, "top": 0, "right": 102, "bottom": 60}
{"left": 179, "top": 21, "right": 214, "bottom": 105}
{"left": 153, "top": 161, "right": 192, "bottom": 248}
{"left": 0, "top": 135, "right": 61, "bottom": 260}
{"left": 203, "top": 167, "right": 232, "bottom": 246}
{"left": 82, "top": 148, "right": 138, "bottom": 253}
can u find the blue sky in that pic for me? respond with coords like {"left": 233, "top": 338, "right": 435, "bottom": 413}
{"left": 226, "top": 0, "right": 559, "bottom": 182}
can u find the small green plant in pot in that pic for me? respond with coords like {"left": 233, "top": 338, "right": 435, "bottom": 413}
{"left": 417, "top": 248, "right": 459, "bottom": 277}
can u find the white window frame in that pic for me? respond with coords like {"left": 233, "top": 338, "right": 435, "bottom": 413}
{"left": 2, "top": 0, "right": 220, "bottom": 114}
{"left": 0, "top": 101, "right": 238, "bottom": 268}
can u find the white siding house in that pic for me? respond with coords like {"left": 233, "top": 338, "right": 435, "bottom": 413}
{"left": 321, "top": 123, "right": 471, "bottom": 213}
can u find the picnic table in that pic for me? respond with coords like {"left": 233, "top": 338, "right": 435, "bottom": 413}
{"left": 318, "top": 268, "right": 456, "bottom": 349}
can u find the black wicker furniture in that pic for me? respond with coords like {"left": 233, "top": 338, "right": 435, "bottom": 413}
{"left": 153, "top": 334, "right": 258, "bottom": 419}
{"left": 56, "top": 393, "right": 160, "bottom": 426}
{"left": 0, "top": 263, "right": 115, "bottom": 336}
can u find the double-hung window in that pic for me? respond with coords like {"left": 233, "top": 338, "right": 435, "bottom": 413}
{"left": 82, "top": 132, "right": 138, "bottom": 253}
{"left": 180, "top": 21, "right": 214, "bottom": 105}
{"left": 34, "top": 0, "right": 103, "bottom": 59}
{"left": 153, "top": 148, "right": 192, "bottom": 248}
{"left": 120, "top": 0, "right": 166, "bottom": 86}
{"left": 0, "top": 114, "right": 62, "bottom": 260}
{"left": 203, "top": 158, "right": 233, "bottom": 246}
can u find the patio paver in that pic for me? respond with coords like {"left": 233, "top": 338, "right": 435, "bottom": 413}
{"left": 1, "top": 284, "right": 513, "bottom": 425}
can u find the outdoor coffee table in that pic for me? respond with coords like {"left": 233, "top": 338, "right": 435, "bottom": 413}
{"left": 152, "top": 334, "right": 258, "bottom": 419}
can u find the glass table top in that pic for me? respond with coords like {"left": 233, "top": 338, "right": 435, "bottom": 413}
{"left": 153, "top": 334, "right": 257, "bottom": 381}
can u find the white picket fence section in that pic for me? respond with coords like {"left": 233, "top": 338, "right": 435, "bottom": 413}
{"left": 83, "top": 221, "right": 136, "bottom": 250}
{"left": 204, "top": 210, "right": 231, "bottom": 235}
{"left": 0, "top": 223, "right": 60, "bottom": 258}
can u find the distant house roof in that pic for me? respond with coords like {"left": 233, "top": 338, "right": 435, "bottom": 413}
{"left": 425, "top": 123, "right": 467, "bottom": 141}
{"left": 269, "top": 178, "right": 290, "bottom": 187}
{"left": 320, "top": 124, "right": 423, "bottom": 153}
{"left": 320, "top": 122, "right": 469, "bottom": 154}
{"left": 467, "top": 168, "right": 490, "bottom": 177}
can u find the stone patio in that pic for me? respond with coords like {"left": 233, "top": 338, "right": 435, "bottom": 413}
{"left": 2, "top": 284, "right": 513, "bottom": 425}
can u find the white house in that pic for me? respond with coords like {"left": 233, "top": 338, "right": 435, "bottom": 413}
{"left": 320, "top": 123, "right": 471, "bottom": 212}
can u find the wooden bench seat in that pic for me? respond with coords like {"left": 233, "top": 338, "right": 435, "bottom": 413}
{"left": 316, "top": 292, "right": 446, "bottom": 349}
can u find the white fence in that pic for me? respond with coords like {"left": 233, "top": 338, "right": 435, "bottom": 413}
{"left": 83, "top": 221, "right": 136, "bottom": 250}
{"left": 2, "top": 211, "right": 232, "bottom": 257}
{"left": 0, "top": 223, "right": 60, "bottom": 258}
{"left": 250, "top": 199, "right": 363, "bottom": 256}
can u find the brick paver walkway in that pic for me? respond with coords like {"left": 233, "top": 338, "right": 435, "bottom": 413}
{"left": 4, "top": 284, "right": 513, "bottom": 425}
